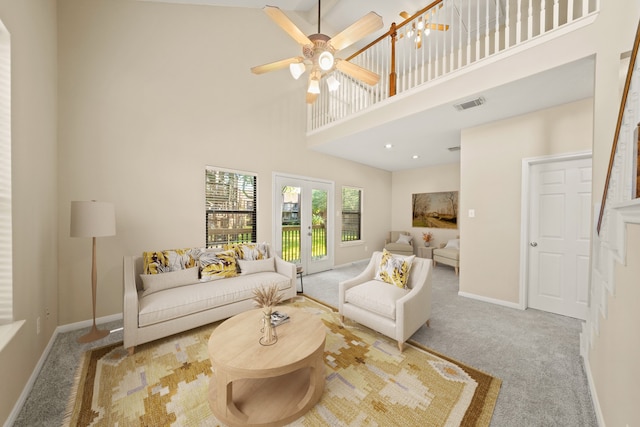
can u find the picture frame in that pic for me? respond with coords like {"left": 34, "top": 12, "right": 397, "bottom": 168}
{"left": 412, "top": 191, "right": 458, "bottom": 229}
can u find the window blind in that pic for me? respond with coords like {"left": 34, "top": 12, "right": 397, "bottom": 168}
{"left": 205, "top": 167, "right": 257, "bottom": 248}
{"left": 341, "top": 187, "right": 362, "bottom": 242}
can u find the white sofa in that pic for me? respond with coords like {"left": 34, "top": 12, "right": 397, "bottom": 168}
{"left": 339, "top": 251, "right": 432, "bottom": 351}
{"left": 123, "top": 247, "right": 296, "bottom": 354}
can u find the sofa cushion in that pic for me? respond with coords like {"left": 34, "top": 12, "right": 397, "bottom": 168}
{"left": 344, "top": 280, "right": 408, "bottom": 320}
{"left": 444, "top": 239, "right": 460, "bottom": 250}
{"left": 374, "top": 249, "right": 415, "bottom": 288}
{"left": 238, "top": 257, "right": 275, "bottom": 275}
{"left": 142, "top": 248, "right": 201, "bottom": 274}
{"left": 200, "top": 250, "right": 238, "bottom": 281}
{"left": 140, "top": 267, "right": 199, "bottom": 297}
{"left": 138, "top": 272, "right": 291, "bottom": 327}
{"left": 433, "top": 247, "right": 459, "bottom": 261}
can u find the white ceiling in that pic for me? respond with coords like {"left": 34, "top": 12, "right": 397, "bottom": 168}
{"left": 139, "top": 0, "right": 595, "bottom": 171}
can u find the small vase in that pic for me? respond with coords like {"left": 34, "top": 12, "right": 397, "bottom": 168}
{"left": 424, "top": 242, "right": 430, "bottom": 247}
{"left": 259, "top": 308, "right": 277, "bottom": 346}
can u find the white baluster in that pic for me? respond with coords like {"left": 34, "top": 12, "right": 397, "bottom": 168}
{"left": 466, "top": 0, "right": 471, "bottom": 65}
{"left": 450, "top": 4, "right": 455, "bottom": 73}
{"left": 540, "top": 0, "right": 546, "bottom": 35}
{"left": 553, "top": 0, "right": 559, "bottom": 29}
{"left": 568, "top": 0, "right": 574, "bottom": 23}
{"left": 505, "top": 0, "right": 510, "bottom": 48}
{"left": 476, "top": 0, "right": 481, "bottom": 61}
{"left": 458, "top": 0, "right": 463, "bottom": 67}
{"left": 494, "top": 0, "right": 500, "bottom": 54}
{"left": 516, "top": 0, "right": 522, "bottom": 44}
{"left": 485, "top": 0, "right": 490, "bottom": 58}
{"left": 527, "top": 0, "right": 533, "bottom": 40}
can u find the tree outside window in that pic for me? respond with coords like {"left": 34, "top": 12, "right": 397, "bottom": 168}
{"left": 341, "top": 187, "right": 362, "bottom": 242}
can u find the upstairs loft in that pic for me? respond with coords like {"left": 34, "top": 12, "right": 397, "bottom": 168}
{"left": 306, "top": 0, "right": 601, "bottom": 171}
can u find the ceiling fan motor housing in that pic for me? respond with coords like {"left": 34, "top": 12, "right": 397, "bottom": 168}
{"left": 304, "top": 33, "right": 333, "bottom": 61}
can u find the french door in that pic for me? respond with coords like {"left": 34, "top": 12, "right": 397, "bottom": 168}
{"left": 273, "top": 174, "right": 334, "bottom": 275}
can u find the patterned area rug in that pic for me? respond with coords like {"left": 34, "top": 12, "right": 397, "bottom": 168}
{"left": 65, "top": 297, "right": 501, "bottom": 426}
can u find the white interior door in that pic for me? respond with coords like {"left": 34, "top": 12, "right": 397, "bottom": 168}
{"left": 273, "top": 174, "right": 334, "bottom": 275}
{"left": 527, "top": 157, "right": 592, "bottom": 319}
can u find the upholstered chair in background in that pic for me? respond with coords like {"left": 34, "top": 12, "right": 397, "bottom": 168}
{"left": 383, "top": 231, "right": 414, "bottom": 256}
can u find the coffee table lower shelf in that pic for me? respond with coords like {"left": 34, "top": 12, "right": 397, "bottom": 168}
{"left": 209, "top": 366, "right": 320, "bottom": 427}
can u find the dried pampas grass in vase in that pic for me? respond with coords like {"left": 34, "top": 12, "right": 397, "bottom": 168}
{"left": 253, "top": 284, "right": 283, "bottom": 346}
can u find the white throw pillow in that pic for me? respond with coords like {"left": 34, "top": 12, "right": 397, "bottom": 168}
{"left": 444, "top": 239, "right": 460, "bottom": 249}
{"left": 374, "top": 249, "right": 415, "bottom": 288}
{"left": 396, "top": 234, "right": 412, "bottom": 244}
{"left": 140, "top": 266, "right": 199, "bottom": 297}
{"left": 238, "top": 257, "right": 275, "bottom": 275}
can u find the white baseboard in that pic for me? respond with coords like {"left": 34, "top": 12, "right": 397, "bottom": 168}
{"left": 582, "top": 354, "right": 606, "bottom": 427}
{"left": 56, "top": 312, "right": 123, "bottom": 334}
{"left": 457, "top": 291, "right": 523, "bottom": 310}
{"left": 3, "top": 312, "right": 124, "bottom": 427}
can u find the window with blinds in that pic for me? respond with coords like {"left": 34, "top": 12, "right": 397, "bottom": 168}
{"left": 205, "top": 167, "right": 257, "bottom": 248}
{"left": 341, "top": 186, "right": 362, "bottom": 243}
{"left": 0, "top": 23, "right": 11, "bottom": 325}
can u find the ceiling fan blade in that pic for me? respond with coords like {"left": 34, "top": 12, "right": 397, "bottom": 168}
{"left": 263, "top": 6, "right": 312, "bottom": 46}
{"left": 251, "top": 56, "right": 304, "bottom": 75}
{"left": 328, "top": 12, "right": 383, "bottom": 52}
{"left": 335, "top": 59, "right": 379, "bottom": 86}
{"left": 306, "top": 92, "right": 318, "bottom": 104}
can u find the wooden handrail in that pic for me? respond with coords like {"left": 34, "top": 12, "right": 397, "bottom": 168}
{"left": 597, "top": 18, "right": 640, "bottom": 234}
{"left": 346, "top": 0, "right": 444, "bottom": 61}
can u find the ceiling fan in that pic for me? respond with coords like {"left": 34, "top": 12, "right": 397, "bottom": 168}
{"left": 250, "top": 1, "right": 383, "bottom": 104}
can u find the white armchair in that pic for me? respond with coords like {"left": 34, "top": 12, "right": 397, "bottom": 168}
{"left": 384, "top": 231, "right": 414, "bottom": 256}
{"left": 339, "top": 251, "right": 432, "bottom": 352}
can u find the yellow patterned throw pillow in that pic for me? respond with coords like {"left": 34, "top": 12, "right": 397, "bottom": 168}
{"left": 142, "top": 248, "right": 201, "bottom": 275}
{"left": 224, "top": 242, "right": 269, "bottom": 260}
{"left": 374, "top": 249, "right": 415, "bottom": 288}
{"left": 199, "top": 250, "right": 238, "bottom": 282}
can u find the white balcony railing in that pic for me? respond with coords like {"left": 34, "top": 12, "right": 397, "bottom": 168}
{"left": 308, "top": 0, "right": 600, "bottom": 131}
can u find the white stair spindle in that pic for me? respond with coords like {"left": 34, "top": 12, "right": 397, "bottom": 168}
{"left": 505, "top": 0, "right": 510, "bottom": 48}
{"left": 516, "top": 0, "right": 522, "bottom": 44}
{"left": 466, "top": 0, "right": 471, "bottom": 65}
{"left": 495, "top": 0, "right": 500, "bottom": 54}
{"left": 553, "top": 0, "right": 559, "bottom": 29}
{"left": 485, "top": 0, "right": 490, "bottom": 58}
{"left": 476, "top": 0, "right": 481, "bottom": 61}
{"left": 568, "top": 0, "right": 574, "bottom": 23}
{"left": 540, "top": 0, "right": 546, "bottom": 35}
{"left": 527, "top": 0, "right": 533, "bottom": 40}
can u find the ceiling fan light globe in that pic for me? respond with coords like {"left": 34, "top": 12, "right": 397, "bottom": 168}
{"left": 289, "top": 62, "right": 305, "bottom": 80}
{"left": 308, "top": 78, "right": 321, "bottom": 94}
{"left": 318, "top": 51, "right": 335, "bottom": 71}
{"left": 326, "top": 75, "right": 340, "bottom": 92}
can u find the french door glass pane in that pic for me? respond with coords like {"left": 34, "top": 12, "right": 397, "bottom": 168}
{"left": 281, "top": 186, "right": 301, "bottom": 263}
{"left": 311, "top": 188, "right": 327, "bottom": 260}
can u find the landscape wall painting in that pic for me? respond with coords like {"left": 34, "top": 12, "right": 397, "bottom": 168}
{"left": 412, "top": 191, "right": 458, "bottom": 229}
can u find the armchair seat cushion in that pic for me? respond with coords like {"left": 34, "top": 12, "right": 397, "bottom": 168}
{"left": 345, "top": 280, "right": 409, "bottom": 320}
{"left": 432, "top": 247, "right": 459, "bottom": 261}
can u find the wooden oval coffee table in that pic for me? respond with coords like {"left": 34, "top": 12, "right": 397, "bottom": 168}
{"left": 208, "top": 307, "right": 326, "bottom": 427}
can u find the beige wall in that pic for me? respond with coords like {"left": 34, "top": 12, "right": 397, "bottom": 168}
{"left": 460, "top": 98, "right": 593, "bottom": 303}
{"left": 0, "top": 0, "right": 58, "bottom": 423}
{"left": 56, "top": 0, "right": 391, "bottom": 325}
{"left": 391, "top": 162, "right": 460, "bottom": 249}
{"left": 590, "top": 224, "right": 640, "bottom": 425}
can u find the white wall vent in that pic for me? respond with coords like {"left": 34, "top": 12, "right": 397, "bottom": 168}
{"left": 454, "top": 96, "right": 486, "bottom": 111}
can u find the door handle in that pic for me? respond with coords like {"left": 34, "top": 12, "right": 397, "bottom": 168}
{"left": 530, "top": 242, "right": 538, "bottom": 247}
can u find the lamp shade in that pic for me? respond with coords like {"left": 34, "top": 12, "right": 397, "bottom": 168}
{"left": 70, "top": 201, "right": 116, "bottom": 238}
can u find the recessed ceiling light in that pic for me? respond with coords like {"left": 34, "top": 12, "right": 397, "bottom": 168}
{"left": 412, "top": 155, "right": 419, "bottom": 159}
{"left": 384, "top": 143, "right": 393, "bottom": 149}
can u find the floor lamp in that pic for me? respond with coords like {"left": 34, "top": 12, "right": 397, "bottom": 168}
{"left": 70, "top": 200, "right": 116, "bottom": 343}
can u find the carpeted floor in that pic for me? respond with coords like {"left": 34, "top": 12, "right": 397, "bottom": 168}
{"left": 13, "top": 260, "right": 597, "bottom": 426}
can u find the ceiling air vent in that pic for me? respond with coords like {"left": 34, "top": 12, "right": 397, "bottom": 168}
{"left": 453, "top": 96, "right": 486, "bottom": 111}
{"left": 448, "top": 146, "right": 461, "bottom": 152}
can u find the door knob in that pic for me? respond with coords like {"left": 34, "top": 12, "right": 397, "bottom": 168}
{"left": 530, "top": 242, "right": 538, "bottom": 247}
